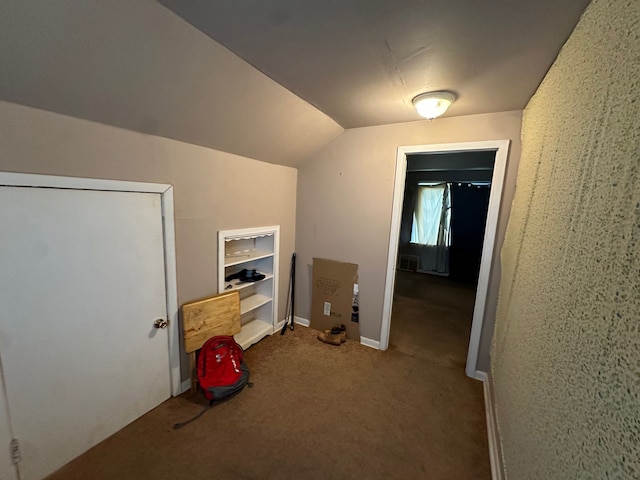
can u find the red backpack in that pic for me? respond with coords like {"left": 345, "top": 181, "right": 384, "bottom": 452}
{"left": 197, "top": 335, "right": 250, "bottom": 401}
{"left": 173, "top": 335, "right": 250, "bottom": 429}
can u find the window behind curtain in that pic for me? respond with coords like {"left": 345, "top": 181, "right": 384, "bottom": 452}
{"left": 410, "top": 183, "right": 451, "bottom": 246}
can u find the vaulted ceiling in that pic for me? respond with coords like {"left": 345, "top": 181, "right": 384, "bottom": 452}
{"left": 160, "top": 0, "right": 590, "bottom": 128}
{"left": 0, "top": 1, "right": 590, "bottom": 167}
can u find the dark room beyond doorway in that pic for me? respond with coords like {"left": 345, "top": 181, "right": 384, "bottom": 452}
{"left": 390, "top": 150, "right": 495, "bottom": 367}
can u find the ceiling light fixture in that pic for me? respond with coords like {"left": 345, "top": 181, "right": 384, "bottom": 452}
{"left": 412, "top": 91, "right": 457, "bottom": 120}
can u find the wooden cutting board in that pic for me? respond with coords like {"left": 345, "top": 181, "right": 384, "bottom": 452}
{"left": 181, "top": 290, "right": 241, "bottom": 354}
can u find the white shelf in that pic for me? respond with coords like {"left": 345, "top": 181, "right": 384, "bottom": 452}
{"left": 219, "top": 225, "right": 279, "bottom": 350}
{"left": 240, "top": 293, "right": 272, "bottom": 315}
{"left": 234, "top": 319, "right": 273, "bottom": 350}
{"left": 224, "top": 250, "right": 273, "bottom": 267}
{"left": 224, "top": 273, "right": 273, "bottom": 292}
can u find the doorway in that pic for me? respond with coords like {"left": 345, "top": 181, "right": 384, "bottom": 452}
{"left": 380, "top": 141, "right": 510, "bottom": 379}
{"left": 390, "top": 151, "right": 494, "bottom": 369}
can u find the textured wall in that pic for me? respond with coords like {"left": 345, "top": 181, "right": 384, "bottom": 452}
{"left": 492, "top": 0, "right": 640, "bottom": 478}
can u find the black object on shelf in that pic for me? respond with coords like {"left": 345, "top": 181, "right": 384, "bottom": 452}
{"left": 226, "top": 269, "right": 266, "bottom": 283}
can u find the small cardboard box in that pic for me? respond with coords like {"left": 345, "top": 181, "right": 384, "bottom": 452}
{"left": 310, "top": 258, "right": 359, "bottom": 341}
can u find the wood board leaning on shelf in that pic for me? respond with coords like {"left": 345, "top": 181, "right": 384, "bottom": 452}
{"left": 181, "top": 290, "right": 241, "bottom": 392}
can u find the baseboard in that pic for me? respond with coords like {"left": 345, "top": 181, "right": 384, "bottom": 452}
{"left": 483, "top": 373, "right": 505, "bottom": 480}
{"left": 179, "top": 379, "right": 191, "bottom": 394}
{"left": 289, "top": 318, "right": 379, "bottom": 350}
{"left": 275, "top": 317, "right": 308, "bottom": 331}
{"left": 474, "top": 370, "right": 488, "bottom": 382}
{"left": 275, "top": 317, "right": 309, "bottom": 331}
{"left": 360, "top": 337, "right": 380, "bottom": 349}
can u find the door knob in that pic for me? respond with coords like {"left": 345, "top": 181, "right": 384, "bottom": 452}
{"left": 153, "top": 318, "right": 168, "bottom": 329}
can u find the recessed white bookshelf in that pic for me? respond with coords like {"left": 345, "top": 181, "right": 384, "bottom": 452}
{"left": 218, "top": 226, "right": 279, "bottom": 350}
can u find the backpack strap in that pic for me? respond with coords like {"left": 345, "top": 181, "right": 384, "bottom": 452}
{"left": 172, "top": 402, "right": 213, "bottom": 430}
{"left": 172, "top": 375, "right": 253, "bottom": 430}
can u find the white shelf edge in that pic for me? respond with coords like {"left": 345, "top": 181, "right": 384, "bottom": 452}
{"left": 224, "top": 250, "right": 274, "bottom": 268}
{"left": 240, "top": 294, "right": 272, "bottom": 316}
{"left": 223, "top": 273, "right": 273, "bottom": 292}
{"left": 235, "top": 319, "right": 273, "bottom": 350}
{"left": 225, "top": 233, "right": 274, "bottom": 241}
{"left": 220, "top": 225, "right": 280, "bottom": 239}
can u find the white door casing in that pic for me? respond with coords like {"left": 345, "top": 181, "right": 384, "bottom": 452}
{"left": 0, "top": 173, "right": 180, "bottom": 480}
{"left": 380, "top": 140, "right": 510, "bottom": 379}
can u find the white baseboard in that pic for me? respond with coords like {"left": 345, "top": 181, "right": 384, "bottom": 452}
{"left": 179, "top": 379, "right": 191, "bottom": 394}
{"left": 483, "top": 373, "right": 505, "bottom": 480}
{"left": 474, "top": 370, "right": 488, "bottom": 382}
{"left": 276, "top": 317, "right": 309, "bottom": 331}
{"left": 360, "top": 337, "right": 380, "bottom": 349}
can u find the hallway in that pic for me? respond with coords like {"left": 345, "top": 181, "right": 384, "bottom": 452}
{"left": 389, "top": 270, "right": 477, "bottom": 370}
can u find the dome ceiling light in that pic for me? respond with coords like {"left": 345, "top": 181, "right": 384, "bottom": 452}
{"left": 412, "top": 91, "right": 457, "bottom": 120}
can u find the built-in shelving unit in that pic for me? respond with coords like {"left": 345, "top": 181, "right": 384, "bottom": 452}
{"left": 218, "top": 226, "right": 279, "bottom": 349}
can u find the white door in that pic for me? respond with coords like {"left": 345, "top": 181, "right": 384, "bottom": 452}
{"left": 0, "top": 370, "right": 18, "bottom": 480}
{"left": 0, "top": 186, "right": 171, "bottom": 480}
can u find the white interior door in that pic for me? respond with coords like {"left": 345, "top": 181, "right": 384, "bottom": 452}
{"left": 0, "top": 367, "right": 18, "bottom": 480}
{"left": 0, "top": 186, "right": 172, "bottom": 480}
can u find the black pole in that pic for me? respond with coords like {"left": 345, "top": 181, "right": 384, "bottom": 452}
{"left": 290, "top": 252, "right": 296, "bottom": 330}
{"left": 280, "top": 253, "right": 296, "bottom": 335}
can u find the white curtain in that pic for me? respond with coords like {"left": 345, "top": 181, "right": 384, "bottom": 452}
{"left": 410, "top": 183, "right": 451, "bottom": 274}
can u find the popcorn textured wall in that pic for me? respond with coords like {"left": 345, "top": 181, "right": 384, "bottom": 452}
{"left": 492, "top": 0, "right": 640, "bottom": 478}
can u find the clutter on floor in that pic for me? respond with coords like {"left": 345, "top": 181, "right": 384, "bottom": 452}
{"left": 173, "top": 334, "right": 251, "bottom": 430}
{"left": 177, "top": 291, "right": 251, "bottom": 429}
{"left": 310, "top": 257, "right": 360, "bottom": 341}
{"left": 317, "top": 323, "right": 347, "bottom": 345}
{"left": 46, "top": 325, "right": 491, "bottom": 480}
{"left": 181, "top": 290, "right": 242, "bottom": 392}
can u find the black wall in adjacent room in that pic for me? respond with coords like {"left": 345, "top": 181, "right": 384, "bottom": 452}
{"left": 449, "top": 184, "right": 491, "bottom": 284}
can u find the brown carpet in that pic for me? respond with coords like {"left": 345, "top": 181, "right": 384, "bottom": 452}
{"left": 390, "top": 271, "right": 477, "bottom": 369}
{"left": 47, "top": 272, "right": 490, "bottom": 480}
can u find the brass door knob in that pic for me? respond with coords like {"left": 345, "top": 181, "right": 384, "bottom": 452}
{"left": 153, "top": 318, "right": 168, "bottom": 329}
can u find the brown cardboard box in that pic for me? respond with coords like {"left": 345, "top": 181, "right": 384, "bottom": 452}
{"left": 310, "top": 258, "right": 359, "bottom": 341}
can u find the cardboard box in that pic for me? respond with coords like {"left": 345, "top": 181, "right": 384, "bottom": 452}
{"left": 310, "top": 258, "right": 359, "bottom": 341}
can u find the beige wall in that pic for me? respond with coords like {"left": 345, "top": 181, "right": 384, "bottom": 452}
{"left": 295, "top": 111, "right": 522, "bottom": 371}
{"left": 492, "top": 0, "right": 640, "bottom": 477}
{"left": 0, "top": 100, "right": 297, "bottom": 381}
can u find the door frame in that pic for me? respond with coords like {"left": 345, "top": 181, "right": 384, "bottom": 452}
{"left": 380, "top": 140, "right": 510, "bottom": 379}
{"left": 0, "top": 172, "right": 181, "bottom": 396}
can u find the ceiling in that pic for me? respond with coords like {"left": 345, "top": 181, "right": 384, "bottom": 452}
{"left": 159, "top": 0, "right": 591, "bottom": 128}
{"left": 0, "top": 1, "right": 343, "bottom": 167}
{"left": 0, "top": 1, "right": 590, "bottom": 167}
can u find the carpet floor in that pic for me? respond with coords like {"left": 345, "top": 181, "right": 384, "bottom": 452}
{"left": 47, "top": 272, "right": 490, "bottom": 480}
